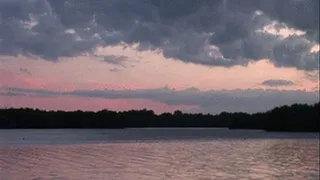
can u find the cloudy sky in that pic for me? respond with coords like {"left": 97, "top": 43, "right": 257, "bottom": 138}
{"left": 0, "top": 0, "right": 319, "bottom": 114}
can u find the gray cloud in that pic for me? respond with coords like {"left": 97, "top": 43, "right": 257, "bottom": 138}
{"left": 5, "top": 86, "right": 319, "bottom": 114}
{"left": 261, "top": 79, "right": 295, "bottom": 87}
{"left": 0, "top": 91, "right": 26, "bottom": 97}
{"left": 0, "top": 0, "right": 318, "bottom": 70}
{"left": 94, "top": 55, "right": 139, "bottom": 68}
{"left": 109, "top": 68, "right": 121, "bottom": 72}
{"left": 304, "top": 71, "right": 319, "bottom": 82}
{"left": 101, "top": 55, "right": 128, "bottom": 66}
{"left": 19, "top": 68, "right": 32, "bottom": 75}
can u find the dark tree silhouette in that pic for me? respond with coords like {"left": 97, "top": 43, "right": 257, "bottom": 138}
{"left": 0, "top": 102, "right": 319, "bottom": 132}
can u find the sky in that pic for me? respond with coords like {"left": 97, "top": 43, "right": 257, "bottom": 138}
{"left": 0, "top": 0, "right": 319, "bottom": 114}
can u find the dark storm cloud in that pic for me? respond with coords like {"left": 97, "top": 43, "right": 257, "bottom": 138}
{"left": 261, "top": 79, "right": 295, "bottom": 87}
{"left": 226, "top": 0, "right": 319, "bottom": 41}
{"left": 0, "top": 0, "right": 318, "bottom": 70}
{"left": 5, "top": 86, "right": 319, "bottom": 114}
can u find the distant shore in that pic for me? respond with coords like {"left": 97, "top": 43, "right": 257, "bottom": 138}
{"left": 0, "top": 103, "right": 319, "bottom": 132}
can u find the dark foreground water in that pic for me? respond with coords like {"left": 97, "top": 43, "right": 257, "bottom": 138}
{"left": 0, "top": 129, "right": 319, "bottom": 180}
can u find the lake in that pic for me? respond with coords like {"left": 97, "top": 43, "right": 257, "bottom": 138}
{"left": 0, "top": 129, "right": 319, "bottom": 180}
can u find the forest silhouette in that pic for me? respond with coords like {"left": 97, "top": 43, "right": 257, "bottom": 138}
{"left": 0, "top": 102, "right": 319, "bottom": 132}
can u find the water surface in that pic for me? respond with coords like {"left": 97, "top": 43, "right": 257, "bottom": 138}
{"left": 0, "top": 129, "right": 319, "bottom": 180}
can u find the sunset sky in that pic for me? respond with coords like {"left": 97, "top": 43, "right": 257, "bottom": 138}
{"left": 0, "top": 0, "right": 319, "bottom": 114}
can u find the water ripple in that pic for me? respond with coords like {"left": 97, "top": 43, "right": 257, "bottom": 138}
{"left": 0, "top": 130, "right": 319, "bottom": 180}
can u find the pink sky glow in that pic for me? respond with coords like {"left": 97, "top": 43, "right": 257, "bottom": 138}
{"left": 0, "top": 44, "right": 319, "bottom": 114}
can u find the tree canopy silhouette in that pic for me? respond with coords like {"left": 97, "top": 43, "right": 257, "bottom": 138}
{"left": 0, "top": 102, "right": 319, "bottom": 132}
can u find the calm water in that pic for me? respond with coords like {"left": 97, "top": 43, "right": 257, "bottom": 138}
{"left": 0, "top": 129, "right": 319, "bottom": 180}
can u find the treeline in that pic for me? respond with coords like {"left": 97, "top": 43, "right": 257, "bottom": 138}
{"left": 0, "top": 102, "right": 319, "bottom": 132}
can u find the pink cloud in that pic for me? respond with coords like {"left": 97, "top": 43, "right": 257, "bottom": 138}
{"left": 0, "top": 95, "right": 198, "bottom": 114}
{"left": 1, "top": 53, "right": 316, "bottom": 92}
{"left": 0, "top": 69, "right": 143, "bottom": 91}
